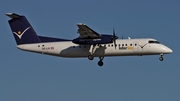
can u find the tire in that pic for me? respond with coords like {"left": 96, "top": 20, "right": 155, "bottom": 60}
{"left": 88, "top": 55, "right": 94, "bottom": 60}
{"left": 159, "top": 57, "right": 164, "bottom": 61}
{"left": 98, "top": 61, "right": 103, "bottom": 66}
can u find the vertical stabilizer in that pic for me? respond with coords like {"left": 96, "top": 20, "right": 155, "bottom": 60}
{"left": 6, "top": 13, "right": 41, "bottom": 45}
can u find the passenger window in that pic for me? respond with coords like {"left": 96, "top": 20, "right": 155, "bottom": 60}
{"left": 119, "top": 44, "right": 120, "bottom": 46}
{"left": 125, "top": 44, "right": 127, "bottom": 46}
{"left": 122, "top": 44, "right": 124, "bottom": 46}
{"left": 130, "top": 44, "right": 132, "bottom": 46}
{"left": 111, "top": 44, "right": 113, "bottom": 47}
{"left": 108, "top": 44, "right": 110, "bottom": 47}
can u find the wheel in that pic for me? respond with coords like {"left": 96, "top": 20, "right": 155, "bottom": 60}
{"left": 88, "top": 55, "right": 94, "bottom": 60}
{"left": 159, "top": 57, "right": 164, "bottom": 61}
{"left": 98, "top": 61, "right": 103, "bottom": 66}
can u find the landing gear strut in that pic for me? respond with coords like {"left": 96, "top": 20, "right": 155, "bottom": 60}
{"left": 88, "top": 44, "right": 96, "bottom": 60}
{"left": 159, "top": 54, "right": 164, "bottom": 61}
{"left": 98, "top": 57, "right": 104, "bottom": 66}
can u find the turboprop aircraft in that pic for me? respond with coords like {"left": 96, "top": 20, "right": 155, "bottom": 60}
{"left": 6, "top": 13, "right": 173, "bottom": 66}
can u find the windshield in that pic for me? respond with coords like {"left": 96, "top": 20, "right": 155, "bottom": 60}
{"left": 148, "top": 40, "right": 160, "bottom": 44}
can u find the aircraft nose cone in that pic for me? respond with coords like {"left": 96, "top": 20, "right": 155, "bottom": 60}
{"left": 167, "top": 48, "right": 173, "bottom": 53}
{"left": 162, "top": 45, "right": 173, "bottom": 54}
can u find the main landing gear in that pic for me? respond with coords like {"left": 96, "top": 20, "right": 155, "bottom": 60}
{"left": 87, "top": 56, "right": 104, "bottom": 66}
{"left": 98, "top": 57, "right": 104, "bottom": 66}
{"left": 88, "top": 44, "right": 105, "bottom": 66}
{"left": 159, "top": 54, "right": 164, "bottom": 61}
{"left": 88, "top": 55, "right": 94, "bottom": 60}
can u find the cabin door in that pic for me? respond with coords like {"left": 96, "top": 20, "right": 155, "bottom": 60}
{"left": 133, "top": 42, "right": 139, "bottom": 52}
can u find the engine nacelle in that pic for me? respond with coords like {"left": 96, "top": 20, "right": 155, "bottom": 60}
{"left": 72, "top": 35, "right": 113, "bottom": 45}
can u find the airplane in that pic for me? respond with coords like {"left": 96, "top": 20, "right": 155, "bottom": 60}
{"left": 6, "top": 13, "right": 173, "bottom": 66}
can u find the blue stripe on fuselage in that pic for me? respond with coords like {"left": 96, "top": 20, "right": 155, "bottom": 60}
{"left": 38, "top": 36, "right": 71, "bottom": 42}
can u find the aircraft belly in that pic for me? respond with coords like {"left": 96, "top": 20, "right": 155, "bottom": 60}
{"left": 70, "top": 49, "right": 89, "bottom": 57}
{"left": 59, "top": 46, "right": 89, "bottom": 57}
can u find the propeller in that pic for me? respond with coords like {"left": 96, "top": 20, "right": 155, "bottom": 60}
{"left": 112, "top": 28, "right": 118, "bottom": 48}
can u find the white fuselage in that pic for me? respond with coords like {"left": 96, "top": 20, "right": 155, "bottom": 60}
{"left": 17, "top": 38, "right": 172, "bottom": 58}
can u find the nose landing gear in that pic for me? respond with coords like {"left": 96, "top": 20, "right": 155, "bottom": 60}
{"left": 159, "top": 54, "right": 164, "bottom": 61}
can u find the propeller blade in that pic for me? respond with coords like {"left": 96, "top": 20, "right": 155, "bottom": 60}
{"left": 113, "top": 28, "right": 115, "bottom": 37}
{"left": 112, "top": 28, "right": 118, "bottom": 49}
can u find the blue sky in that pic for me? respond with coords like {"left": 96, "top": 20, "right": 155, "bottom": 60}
{"left": 0, "top": 0, "right": 179, "bottom": 101}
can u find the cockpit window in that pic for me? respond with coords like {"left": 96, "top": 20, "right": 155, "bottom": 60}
{"left": 148, "top": 40, "right": 160, "bottom": 44}
{"left": 155, "top": 41, "right": 160, "bottom": 44}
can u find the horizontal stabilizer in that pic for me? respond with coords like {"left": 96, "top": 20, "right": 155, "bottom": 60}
{"left": 6, "top": 13, "right": 21, "bottom": 19}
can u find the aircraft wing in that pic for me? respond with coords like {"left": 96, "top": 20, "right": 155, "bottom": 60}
{"left": 77, "top": 23, "right": 101, "bottom": 38}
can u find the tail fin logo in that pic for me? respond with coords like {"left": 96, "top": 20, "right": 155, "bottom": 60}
{"left": 17, "top": 31, "right": 21, "bottom": 35}
{"left": 13, "top": 27, "right": 30, "bottom": 39}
